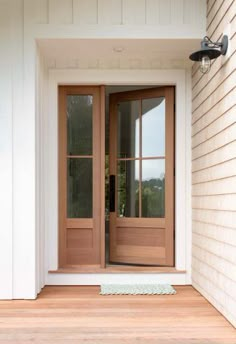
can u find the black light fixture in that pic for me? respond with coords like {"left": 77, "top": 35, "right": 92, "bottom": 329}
{"left": 189, "top": 35, "right": 228, "bottom": 74}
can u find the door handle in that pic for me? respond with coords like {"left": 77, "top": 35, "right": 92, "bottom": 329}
{"left": 69, "top": 159, "right": 73, "bottom": 176}
{"left": 109, "top": 175, "right": 115, "bottom": 212}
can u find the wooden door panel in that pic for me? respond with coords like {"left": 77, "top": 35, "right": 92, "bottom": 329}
{"left": 66, "top": 219, "right": 93, "bottom": 228}
{"left": 116, "top": 217, "right": 165, "bottom": 228}
{"left": 58, "top": 86, "right": 102, "bottom": 268}
{"left": 117, "top": 246, "right": 165, "bottom": 259}
{"left": 116, "top": 227, "right": 165, "bottom": 247}
{"left": 109, "top": 87, "right": 175, "bottom": 266}
{"left": 66, "top": 248, "right": 97, "bottom": 265}
{"left": 115, "top": 246, "right": 166, "bottom": 265}
{"left": 66, "top": 229, "right": 93, "bottom": 248}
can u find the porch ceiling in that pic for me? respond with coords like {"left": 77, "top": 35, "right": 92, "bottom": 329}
{"left": 37, "top": 38, "right": 199, "bottom": 69}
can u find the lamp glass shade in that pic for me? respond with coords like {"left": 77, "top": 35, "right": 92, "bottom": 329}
{"left": 199, "top": 56, "right": 211, "bottom": 74}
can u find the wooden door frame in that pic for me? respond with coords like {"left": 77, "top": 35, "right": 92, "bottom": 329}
{"left": 58, "top": 85, "right": 175, "bottom": 269}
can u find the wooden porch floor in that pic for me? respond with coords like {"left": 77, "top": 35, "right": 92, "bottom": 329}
{"left": 0, "top": 286, "right": 235, "bottom": 343}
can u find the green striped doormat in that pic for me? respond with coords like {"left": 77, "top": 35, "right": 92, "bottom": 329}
{"left": 100, "top": 284, "right": 176, "bottom": 295}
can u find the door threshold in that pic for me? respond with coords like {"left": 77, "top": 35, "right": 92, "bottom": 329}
{"left": 49, "top": 265, "right": 185, "bottom": 274}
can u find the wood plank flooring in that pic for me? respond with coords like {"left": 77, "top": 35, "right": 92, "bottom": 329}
{"left": 0, "top": 286, "right": 235, "bottom": 343}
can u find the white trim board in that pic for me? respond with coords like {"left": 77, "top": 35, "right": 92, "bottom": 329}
{"left": 43, "top": 68, "right": 192, "bottom": 285}
{"left": 34, "top": 24, "right": 205, "bottom": 39}
{"left": 47, "top": 273, "right": 188, "bottom": 285}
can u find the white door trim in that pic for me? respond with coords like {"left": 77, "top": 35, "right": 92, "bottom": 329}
{"left": 43, "top": 68, "right": 192, "bottom": 285}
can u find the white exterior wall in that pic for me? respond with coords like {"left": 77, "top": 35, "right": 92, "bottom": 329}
{"left": 23, "top": 0, "right": 206, "bottom": 33}
{"left": 36, "top": 48, "right": 49, "bottom": 294}
{"left": 192, "top": 0, "right": 236, "bottom": 328}
{"left": 0, "top": 0, "right": 13, "bottom": 299}
{"left": 0, "top": 0, "right": 206, "bottom": 299}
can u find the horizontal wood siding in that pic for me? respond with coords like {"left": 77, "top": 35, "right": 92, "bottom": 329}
{"left": 192, "top": 0, "right": 236, "bottom": 328}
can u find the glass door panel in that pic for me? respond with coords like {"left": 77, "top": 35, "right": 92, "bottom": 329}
{"left": 142, "top": 159, "right": 165, "bottom": 218}
{"left": 66, "top": 94, "right": 93, "bottom": 219}
{"left": 67, "top": 95, "right": 93, "bottom": 155}
{"left": 117, "top": 100, "right": 139, "bottom": 158}
{"left": 142, "top": 97, "right": 165, "bottom": 157}
{"left": 67, "top": 158, "right": 93, "bottom": 218}
{"left": 116, "top": 96, "right": 167, "bottom": 218}
{"left": 117, "top": 160, "right": 139, "bottom": 218}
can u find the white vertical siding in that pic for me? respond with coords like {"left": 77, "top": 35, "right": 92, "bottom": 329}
{"left": 97, "top": 0, "right": 122, "bottom": 25}
{"left": 122, "top": 0, "right": 146, "bottom": 25}
{"left": 13, "top": 0, "right": 37, "bottom": 299}
{"left": 49, "top": 0, "right": 73, "bottom": 24}
{"left": 24, "top": 0, "right": 49, "bottom": 24}
{"left": 158, "top": 0, "right": 171, "bottom": 25}
{"left": 0, "top": 0, "right": 13, "bottom": 299}
{"left": 74, "top": 0, "right": 98, "bottom": 24}
{"left": 23, "top": 0, "right": 206, "bottom": 30}
{"left": 0, "top": 0, "right": 37, "bottom": 299}
{"left": 171, "top": 0, "right": 184, "bottom": 25}
{"left": 192, "top": 0, "right": 236, "bottom": 327}
{"left": 145, "top": 0, "right": 160, "bottom": 25}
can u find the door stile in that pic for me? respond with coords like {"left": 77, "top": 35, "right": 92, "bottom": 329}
{"left": 58, "top": 86, "right": 67, "bottom": 267}
{"left": 139, "top": 99, "right": 142, "bottom": 218}
{"left": 164, "top": 87, "right": 175, "bottom": 265}
{"left": 109, "top": 95, "right": 118, "bottom": 262}
{"left": 100, "top": 85, "right": 106, "bottom": 268}
{"left": 92, "top": 88, "right": 101, "bottom": 264}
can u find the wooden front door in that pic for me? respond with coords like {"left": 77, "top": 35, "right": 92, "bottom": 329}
{"left": 109, "top": 87, "right": 175, "bottom": 266}
{"left": 58, "top": 86, "right": 103, "bottom": 267}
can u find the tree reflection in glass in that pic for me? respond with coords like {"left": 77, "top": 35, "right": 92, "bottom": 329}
{"left": 142, "top": 159, "right": 165, "bottom": 218}
{"left": 117, "top": 160, "right": 139, "bottom": 218}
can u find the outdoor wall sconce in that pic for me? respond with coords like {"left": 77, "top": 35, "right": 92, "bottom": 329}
{"left": 189, "top": 35, "right": 228, "bottom": 74}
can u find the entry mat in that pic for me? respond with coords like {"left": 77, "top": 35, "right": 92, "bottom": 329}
{"left": 100, "top": 284, "right": 176, "bottom": 295}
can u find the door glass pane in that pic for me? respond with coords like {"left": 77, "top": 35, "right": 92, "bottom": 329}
{"left": 142, "top": 97, "right": 165, "bottom": 157}
{"left": 117, "top": 160, "right": 139, "bottom": 217}
{"left": 142, "top": 159, "right": 165, "bottom": 218}
{"left": 67, "top": 95, "right": 93, "bottom": 155}
{"left": 67, "top": 158, "right": 93, "bottom": 218}
{"left": 117, "top": 100, "right": 139, "bottom": 158}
